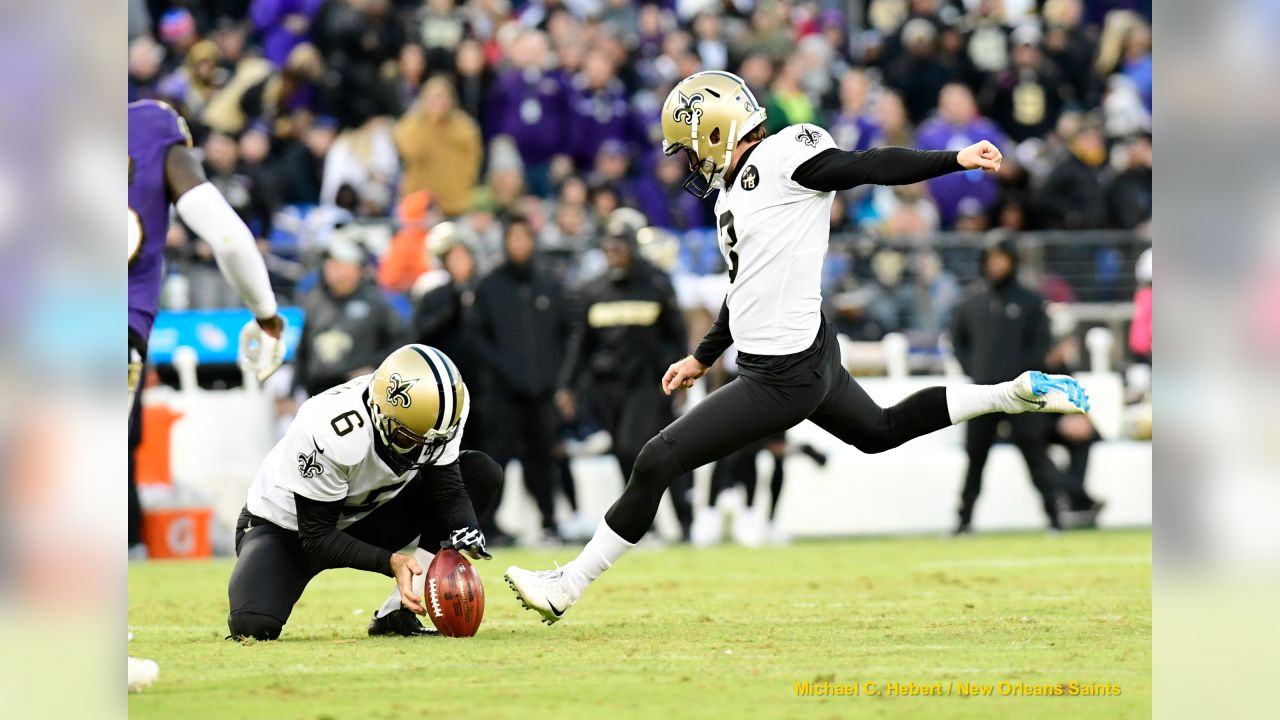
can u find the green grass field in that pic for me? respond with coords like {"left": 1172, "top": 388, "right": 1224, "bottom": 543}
{"left": 128, "top": 530, "right": 1150, "bottom": 720}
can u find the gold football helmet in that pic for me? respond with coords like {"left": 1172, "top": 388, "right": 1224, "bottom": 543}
{"left": 369, "top": 344, "right": 466, "bottom": 464}
{"left": 661, "top": 71, "right": 767, "bottom": 199}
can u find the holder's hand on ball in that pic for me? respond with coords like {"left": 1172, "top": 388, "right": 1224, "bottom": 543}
{"left": 390, "top": 552, "right": 425, "bottom": 615}
{"left": 662, "top": 355, "right": 709, "bottom": 396}
{"left": 443, "top": 526, "right": 491, "bottom": 561}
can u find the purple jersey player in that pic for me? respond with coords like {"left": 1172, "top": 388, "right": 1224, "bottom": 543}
{"left": 126, "top": 100, "right": 284, "bottom": 410}
{"left": 127, "top": 100, "right": 283, "bottom": 694}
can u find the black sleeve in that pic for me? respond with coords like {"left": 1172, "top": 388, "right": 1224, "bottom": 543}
{"left": 792, "top": 147, "right": 963, "bottom": 192}
{"left": 294, "top": 493, "right": 394, "bottom": 576}
{"left": 693, "top": 299, "right": 733, "bottom": 367}
{"left": 426, "top": 461, "right": 477, "bottom": 534}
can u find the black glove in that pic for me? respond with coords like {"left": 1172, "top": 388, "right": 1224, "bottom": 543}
{"left": 442, "top": 526, "right": 491, "bottom": 560}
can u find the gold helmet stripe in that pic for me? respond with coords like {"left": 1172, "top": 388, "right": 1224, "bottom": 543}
{"left": 408, "top": 345, "right": 450, "bottom": 432}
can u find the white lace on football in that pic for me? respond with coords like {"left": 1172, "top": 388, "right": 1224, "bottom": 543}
{"left": 428, "top": 577, "right": 444, "bottom": 618}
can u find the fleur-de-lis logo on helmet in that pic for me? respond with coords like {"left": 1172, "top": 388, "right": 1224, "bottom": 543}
{"left": 672, "top": 91, "right": 705, "bottom": 125}
{"left": 385, "top": 372, "right": 417, "bottom": 408}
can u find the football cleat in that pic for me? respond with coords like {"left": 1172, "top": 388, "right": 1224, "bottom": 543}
{"left": 505, "top": 565, "right": 576, "bottom": 625}
{"left": 128, "top": 656, "right": 159, "bottom": 692}
{"left": 368, "top": 606, "right": 440, "bottom": 637}
{"left": 1009, "top": 371, "right": 1090, "bottom": 414}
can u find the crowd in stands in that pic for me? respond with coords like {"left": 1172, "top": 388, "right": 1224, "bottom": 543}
{"left": 129, "top": 0, "right": 1152, "bottom": 320}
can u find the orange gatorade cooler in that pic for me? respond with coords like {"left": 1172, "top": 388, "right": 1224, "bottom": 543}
{"left": 142, "top": 507, "right": 213, "bottom": 559}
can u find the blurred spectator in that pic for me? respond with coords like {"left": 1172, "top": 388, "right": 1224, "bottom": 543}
{"left": 588, "top": 139, "right": 632, "bottom": 194}
{"left": 486, "top": 135, "right": 528, "bottom": 215}
{"left": 866, "top": 182, "right": 941, "bottom": 237}
{"left": 1042, "top": 0, "right": 1100, "bottom": 108}
{"left": 628, "top": 152, "right": 711, "bottom": 232}
{"left": 691, "top": 11, "right": 728, "bottom": 71}
{"left": 736, "top": 51, "right": 774, "bottom": 94}
{"left": 394, "top": 76, "right": 483, "bottom": 218}
{"left": 485, "top": 29, "right": 569, "bottom": 196}
{"left": 864, "top": 249, "right": 916, "bottom": 335}
{"left": 392, "top": 43, "right": 429, "bottom": 110}
{"left": 764, "top": 55, "right": 818, "bottom": 134}
{"left": 874, "top": 89, "right": 915, "bottom": 147}
{"left": 416, "top": 0, "right": 468, "bottom": 71}
{"left": 565, "top": 50, "right": 633, "bottom": 170}
{"left": 128, "top": 35, "right": 164, "bottom": 101}
{"left": 907, "top": 248, "right": 961, "bottom": 348}
{"left": 472, "top": 217, "right": 570, "bottom": 541}
{"left": 377, "top": 190, "right": 434, "bottom": 294}
{"left": 250, "top": 0, "right": 323, "bottom": 68}
{"left": 884, "top": 19, "right": 958, "bottom": 124}
{"left": 293, "top": 234, "right": 403, "bottom": 398}
{"left": 981, "top": 25, "right": 1066, "bottom": 142}
{"left": 411, "top": 224, "right": 485, "bottom": 446}
{"left": 311, "top": 0, "right": 404, "bottom": 125}
{"left": 275, "top": 114, "right": 338, "bottom": 204}
{"left": 195, "top": 130, "right": 279, "bottom": 261}
{"left": 1032, "top": 115, "right": 1108, "bottom": 229}
{"left": 320, "top": 117, "right": 400, "bottom": 216}
{"left": 828, "top": 70, "right": 881, "bottom": 152}
{"left": 1095, "top": 11, "right": 1151, "bottom": 112}
{"left": 915, "top": 83, "right": 1006, "bottom": 227}
{"left": 949, "top": 237, "right": 1062, "bottom": 533}
{"left": 743, "top": 1, "right": 793, "bottom": 62}
{"left": 556, "top": 225, "right": 694, "bottom": 541}
{"left": 449, "top": 38, "right": 494, "bottom": 122}
{"left": 157, "top": 39, "right": 224, "bottom": 116}
{"left": 1108, "top": 132, "right": 1153, "bottom": 229}
{"left": 236, "top": 42, "right": 330, "bottom": 135}
{"left": 963, "top": 0, "right": 1013, "bottom": 79}
{"left": 158, "top": 8, "right": 200, "bottom": 72}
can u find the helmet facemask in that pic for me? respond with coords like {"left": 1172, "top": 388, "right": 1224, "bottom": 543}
{"left": 664, "top": 115, "right": 739, "bottom": 200}
{"left": 370, "top": 398, "right": 456, "bottom": 468}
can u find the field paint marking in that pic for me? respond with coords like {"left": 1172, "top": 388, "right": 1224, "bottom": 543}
{"left": 916, "top": 553, "right": 1151, "bottom": 569}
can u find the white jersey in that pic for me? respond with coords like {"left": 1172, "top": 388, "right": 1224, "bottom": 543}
{"left": 246, "top": 374, "right": 469, "bottom": 531}
{"left": 712, "top": 123, "right": 837, "bottom": 355}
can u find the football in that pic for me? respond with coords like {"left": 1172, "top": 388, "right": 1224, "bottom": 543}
{"left": 425, "top": 549, "right": 485, "bottom": 637}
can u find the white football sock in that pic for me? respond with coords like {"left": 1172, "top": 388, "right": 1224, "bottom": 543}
{"left": 376, "top": 547, "right": 434, "bottom": 618}
{"left": 945, "top": 382, "right": 1019, "bottom": 424}
{"left": 561, "top": 520, "right": 635, "bottom": 597}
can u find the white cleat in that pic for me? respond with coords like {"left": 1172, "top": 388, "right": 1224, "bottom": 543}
{"left": 1009, "top": 371, "right": 1090, "bottom": 414}
{"left": 128, "top": 656, "right": 159, "bottom": 692}
{"left": 505, "top": 565, "right": 576, "bottom": 625}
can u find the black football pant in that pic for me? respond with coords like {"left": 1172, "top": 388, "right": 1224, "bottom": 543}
{"left": 588, "top": 380, "right": 694, "bottom": 538}
{"left": 226, "top": 451, "right": 501, "bottom": 641}
{"left": 602, "top": 347, "right": 951, "bottom": 544}
{"left": 958, "top": 414, "right": 1063, "bottom": 528}
{"left": 485, "top": 394, "right": 559, "bottom": 531}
